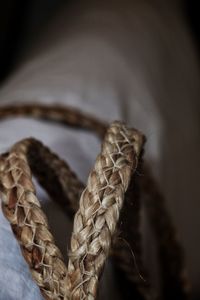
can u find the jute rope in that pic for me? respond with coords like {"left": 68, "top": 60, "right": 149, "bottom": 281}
{"left": 65, "top": 121, "right": 143, "bottom": 299}
{"left": 0, "top": 141, "right": 68, "bottom": 299}
{"left": 0, "top": 104, "right": 188, "bottom": 299}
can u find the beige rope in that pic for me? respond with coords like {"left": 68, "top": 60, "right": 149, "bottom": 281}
{"left": 65, "top": 121, "right": 144, "bottom": 299}
{"left": 0, "top": 104, "right": 188, "bottom": 299}
{"left": 0, "top": 119, "right": 144, "bottom": 299}
{"left": 0, "top": 141, "right": 67, "bottom": 300}
{"left": 26, "top": 137, "right": 154, "bottom": 299}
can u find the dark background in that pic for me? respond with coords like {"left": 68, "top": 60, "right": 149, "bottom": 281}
{"left": 0, "top": 0, "right": 199, "bottom": 83}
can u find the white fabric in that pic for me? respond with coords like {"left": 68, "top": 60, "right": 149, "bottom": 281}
{"left": 0, "top": 0, "right": 199, "bottom": 298}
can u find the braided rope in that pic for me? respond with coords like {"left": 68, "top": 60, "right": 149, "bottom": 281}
{"left": 0, "top": 104, "right": 189, "bottom": 299}
{"left": 0, "top": 119, "right": 144, "bottom": 299}
{"left": 26, "top": 137, "right": 154, "bottom": 299}
{"left": 0, "top": 104, "right": 107, "bottom": 138}
{"left": 25, "top": 138, "right": 84, "bottom": 216}
{"left": 26, "top": 138, "right": 155, "bottom": 299}
{"left": 0, "top": 142, "right": 67, "bottom": 299}
{"left": 65, "top": 121, "right": 144, "bottom": 299}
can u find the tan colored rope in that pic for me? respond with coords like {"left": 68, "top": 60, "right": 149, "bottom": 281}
{"left": 25, "top": 138, "right": 155, "bottom": 300}
{"left": 26, "top": 137, "right": 154, "bottom": 299}
{"left": 0, "top": 141, "right": 67, "bottom": 300}
{"left": 0, "top": 104, "right": 188, "bottom": 299}
{"left": 65, "top": 121, "right": 144, "bottom": 299}
{"left": 0, "top": 118, "right": 144, "bottom": 299}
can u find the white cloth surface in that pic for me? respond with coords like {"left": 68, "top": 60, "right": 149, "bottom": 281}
{"left": 0, "top": 0, "right": 200, "bottom": 298}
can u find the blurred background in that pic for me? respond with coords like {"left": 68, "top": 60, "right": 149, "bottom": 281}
{"left": 0, "top": 0, "right": 199, "bottom": 82}
{"left": 0, "top": 1, "right": 199, "bottom": 299}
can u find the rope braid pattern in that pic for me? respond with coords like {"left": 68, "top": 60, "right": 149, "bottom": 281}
{"left": 27, "top": 138, "right": 155, "bottom": 300}
{"left": 0, "top": 114, "right": 144, "bottom": 299}
{"left": 25, "top": 137, "right": 152, "bottom": 299}
{"left": 0, "top": 104, "right": 188, "bottom": 299}
{"left": 66, "top": 121, "right": 144, "bottom": 299}
{"left": 26, "top": 138, "right": 153, "bottom": 299}
{"left": 0, "top": 142, "right": 67, "bottom": 300}
{"left": 26, "top": 138, "right": 84, "bottom": 217}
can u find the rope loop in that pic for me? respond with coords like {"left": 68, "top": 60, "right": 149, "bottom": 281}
{"left": 0, "top": 104, "right": 188, "bottom": 299}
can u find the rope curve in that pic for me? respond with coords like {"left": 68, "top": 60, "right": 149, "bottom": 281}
{"left": 0, "top": 141, "right": 67, "bottom": 299}
{"left": 0, "top": 118, "right": 144, "bottom": 299}
{"left": 0, "top": 104, "right": 188, "bottom": 300}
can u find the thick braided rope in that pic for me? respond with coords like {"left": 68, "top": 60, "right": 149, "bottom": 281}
{"left": 0, "top": 113, "right": 149, "bottom": 299}
{"left": 28, "top": 138, "right": 154, "bottom": 299}
{"left": 0, "top": 121, "right": 144, "bottom": 299}
{"left": 0, "top": 142, "right": 68, "bottom": 300}
{"left": 27, "top": 138, "right": 153, "bottom": 299}
{"left": 29, "top": 137, "right": 157, "bottom": 300}
{"left": 66, "top": 121, "right": 144, "bottom": 299}
{"left": 0, "top": 104, "right": 189, "bottom": 299}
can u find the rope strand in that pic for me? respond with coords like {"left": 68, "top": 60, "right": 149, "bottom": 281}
{"left": 0, "top": 141, "right": 67, "bottom": 299}
{"left": 0, "top": 104, "right": 189, "bottom": 299}
{"left": 66, "top": 121, "right": 144, "bottom": 299}
{"left": 0, "top": 117, "right": 144, "bottom": 299}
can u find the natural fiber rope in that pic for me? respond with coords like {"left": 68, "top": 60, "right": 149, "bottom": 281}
{"left": 65, "top": 121, "right": 144, "bottom": 299}
{"left": 27, "top": 137, "right": 154, "bottom": 299}
{"left": 0, "top": 104, "right": 107, "bottom": 138}
{"left": 26, "top": 138, "right": 84, "bottom": 217}
{"left": 0, "top": 112, "right": 144, "bottom": 299}
{"left": 0, "top": 104, "right": 188, "bottom": 299}
{"left": 0, "top": 142, "right": 68, "bottom": 299}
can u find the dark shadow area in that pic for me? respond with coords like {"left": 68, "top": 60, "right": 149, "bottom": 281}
{"left": 0, "top": 0, "right": 65, "bottom": 83}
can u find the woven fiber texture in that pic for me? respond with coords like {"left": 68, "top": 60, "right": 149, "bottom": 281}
{"left": 0, "top": 104, "right": 188, "bottom": 300}
{"left": 0, "top": 141, "right": 68, "bottom": 299}
{"left": 0, "top": 110, "right": 144, "bottom": 299}
{"left": 66, "top": 121, "right": 144, "bottom": 299}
